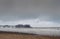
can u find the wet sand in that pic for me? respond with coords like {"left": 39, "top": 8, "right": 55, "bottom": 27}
{"left": 0, "top": 32, "right": 60, "bottom": 39}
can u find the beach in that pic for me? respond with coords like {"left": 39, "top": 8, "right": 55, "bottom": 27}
{"left": 0, "top": 32, "right": 60, "bottom": 39}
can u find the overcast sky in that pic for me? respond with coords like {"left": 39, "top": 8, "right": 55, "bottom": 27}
{"left": 0, "top": 0, "right": 60, "bottom": 27}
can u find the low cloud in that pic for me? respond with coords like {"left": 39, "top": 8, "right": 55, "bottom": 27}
{"left": 0, "top": 16, "right": 60, "bottom": 27}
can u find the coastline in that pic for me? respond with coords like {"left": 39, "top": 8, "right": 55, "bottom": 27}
{"left": 0, "top": 32, "right": 60, "bottom": 39}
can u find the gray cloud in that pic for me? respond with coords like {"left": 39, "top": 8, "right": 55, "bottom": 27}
{"left": 0, "top": 0, "right": 60, "bottom": 22}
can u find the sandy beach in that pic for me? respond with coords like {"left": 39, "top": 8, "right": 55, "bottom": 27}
{"left": 0, "top": 32, "right": 60, "bottom": 39}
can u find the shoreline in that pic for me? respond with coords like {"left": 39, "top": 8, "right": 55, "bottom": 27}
{"left": 0, "top": 32, "right": 60, "bottom": 39}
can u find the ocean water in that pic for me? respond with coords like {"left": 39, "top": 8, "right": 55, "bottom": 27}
{"left": 0, "top": 27, "right": 60, "bottom": 36}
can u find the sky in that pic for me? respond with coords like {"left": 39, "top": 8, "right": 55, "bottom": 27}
{"left": 0, "top": 0, "right": 60, "bottom": 27}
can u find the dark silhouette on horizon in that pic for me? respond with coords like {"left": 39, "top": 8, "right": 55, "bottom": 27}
{"left": 15, "top": 24, "right": 31, "bottom": 28}
{"left": 3, "top": 25, "right": 10, "bottom": 28}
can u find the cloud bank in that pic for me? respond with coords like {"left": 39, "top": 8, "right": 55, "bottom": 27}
{"left": 0, "top": 0, "right": 60, "bottom": 27}
{"left": 0, "top": 16, "right": 60, "bottom": 27}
